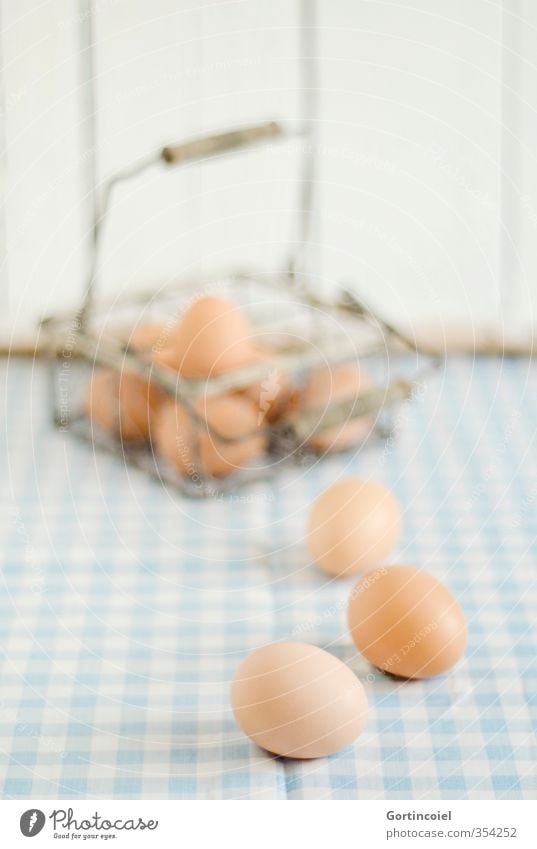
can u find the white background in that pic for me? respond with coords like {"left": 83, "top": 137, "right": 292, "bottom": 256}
{"left": 1, "top": 0, "right": 537, "bottom": 345}
{"left": 2, "top": 800, "right": 535, "bottom": 847}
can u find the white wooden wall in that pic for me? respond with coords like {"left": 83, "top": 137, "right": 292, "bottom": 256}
{"left": 1, "top": 0, "right": 536, "bottom": 346}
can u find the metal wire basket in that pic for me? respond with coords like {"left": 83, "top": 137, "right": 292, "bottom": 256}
{"left": 40, "top": 2, "right": 435, "bottom": 498}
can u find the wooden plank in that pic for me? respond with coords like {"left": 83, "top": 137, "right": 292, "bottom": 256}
{"left": 499, "top": 0, "right": 537, "bottom": 337}
{"left": 0, "top": 0, "right": 86, "bottom": 343}
{"left": 92, "top": 0, "right": 301, "bottom": 305}
{"left": 320, "top": 0, "right": 504, "bottom": 330}
{"left": 4, "top": 0, "right": 535, "bottom": 348}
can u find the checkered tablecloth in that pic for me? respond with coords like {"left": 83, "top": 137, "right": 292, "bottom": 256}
{"left": 1, "top": 356, "right": 536, "bottom": 800}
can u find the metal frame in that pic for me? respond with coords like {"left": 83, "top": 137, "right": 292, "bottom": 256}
{"left": 41, "top": 0, "right": 436, "bottom": 497}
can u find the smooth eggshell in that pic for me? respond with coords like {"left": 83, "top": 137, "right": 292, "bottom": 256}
{"left": 85, "top": 369, "right": 118, "bottom": 435}
{"left": 163, "top": 296, "right": 257, "bottom": 378}
{"left": 299, "top": 363, "right": 374, "bottom": 452}
{"left": 199, "top": 394, "right": 267, "bottom": 477}
{"left": 85, "top": 368, "right": 164, "bottom": 443}
{"left": 152, "top": 344, "right": 182, "bottom": 372}
{"left": 154, "top": 394, "right": 266, "bottom": 478}
{"left": 231, "top": 641, "right": 368, "bottom": 758}
{"left": 348, "top": 565, "right": 468, "bottom": 679}
{"left": 129, "top": 323, "right": 168, "bottom": 353}
{"left": 308, "top": 478, "right": 402, "bottom": 578}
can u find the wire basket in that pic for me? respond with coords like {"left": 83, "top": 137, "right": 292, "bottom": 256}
{"left": 42, "top": 261, "right": 431, "bottom": 496}
{"left": 40, "top": 3, "right": 436, "bottom": 498}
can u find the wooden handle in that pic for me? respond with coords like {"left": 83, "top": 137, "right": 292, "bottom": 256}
{"left": 161, "top": 121, "right": 283, "bottom": 165}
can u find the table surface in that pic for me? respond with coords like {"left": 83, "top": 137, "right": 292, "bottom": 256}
{"left": 1, "top": 356, "right": 536, "bottom": 800}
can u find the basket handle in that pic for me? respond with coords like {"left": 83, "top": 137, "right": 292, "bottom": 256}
{"left": 161, "top": 121, "right": 283, "bottom": 165}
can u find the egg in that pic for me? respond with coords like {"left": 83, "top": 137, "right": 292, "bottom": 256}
{"left": 152, "top": 344, "right": 181, "bottom": 372}
{"left": 85, "top": 369, "right": 118, "bottom": 435}
{"left": 299, "top": 363, "right": 374, "bottom": 452}
{"left": 85, "top": 367, "right": 165, "bottom": 444}
{"left": 154, "top": 394, "right": 267, "bottom": 478}
{"left": 348, "top": 565, "right": 467, "bottom": 679}
{"left": 231, "top": 641, "right": 368, "bottom": 758}
{"left": 308, "top": 478, "right": 402, "bottom": 578}
{"left": 149, "top": 299, "right": 294, "bottom": 424}
{"left": 240, "top": 348, "right": 294, "bottom": 424}
{"left": 128, "top": 323, "right": 168, "bottom": 353}
{"left": 199, "top": 394, "right": 267, "bottom": 476}
{"left": 160, "top": 296, "right": 257, "bottom": 378}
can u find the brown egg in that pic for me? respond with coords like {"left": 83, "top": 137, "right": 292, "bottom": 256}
{"left": 299, "top": 363, "right": 374, "bottom": 452}
{"left": 128, "top": 323, "right": 168, "bottom": 353}
{"left": 308, "top": 478, "right": 402, "bottom": 578}
{"left": 85, "top": 369, "right": 118, "bottom": 434}
{"left": 117, "top": 372, "right": 166, "bottom": 442}
{"left": 231, "top": 641, "right": 368, "bottom": 758}
{"left": 85, "top": 367, "right": 165, "bottom": 444}
{"left": 152, "top": 344, "right": 182, "bottom": 373}
{"left": 162, "top": 296, "right": 257, "bottom": 378}
{"left": 240, "top": 348, "right": 294, "bottom": 424}
{"left": 348, "top": 565, "right": 468, "bottom": 679}
{"left": 154, "top": 394, "right": 267, "bottom": 478}
{"left": 199, "top": 394, "right": 267, "bottom": 477}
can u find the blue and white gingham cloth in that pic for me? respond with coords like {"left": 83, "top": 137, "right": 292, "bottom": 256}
{"left": 1, "top": 356, "right": 536, "bottom": 800}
